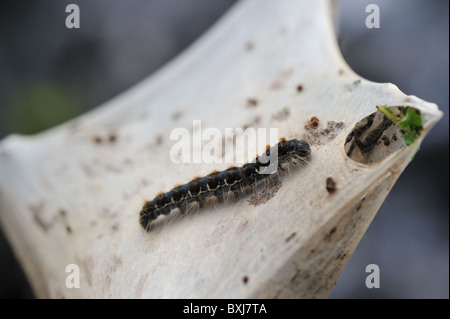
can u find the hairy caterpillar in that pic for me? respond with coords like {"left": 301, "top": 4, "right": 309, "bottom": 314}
{"left": 139, "top": 138, "right": 311, "bottom": 231}
{"left": 345, "top": 113, "right": 394, "bottom": 157}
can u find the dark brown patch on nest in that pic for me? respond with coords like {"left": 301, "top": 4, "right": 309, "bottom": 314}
{"left": 271, "top": 107, "right": 290, "bottom": 121}
{"left": 247, "top": 180, "right": 282, "bottom": 207}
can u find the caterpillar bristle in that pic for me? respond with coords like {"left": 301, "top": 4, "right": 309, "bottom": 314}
{"left": 139, "top": 138, "right": 311, "bottom": 231}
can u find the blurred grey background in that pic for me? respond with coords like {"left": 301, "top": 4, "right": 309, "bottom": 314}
{"left": 0, "top": 0, "right": 448, "bottom": 298}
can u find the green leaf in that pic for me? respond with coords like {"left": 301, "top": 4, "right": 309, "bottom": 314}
{"left": 376, "top": 105, "right": 423, "bottom": 146}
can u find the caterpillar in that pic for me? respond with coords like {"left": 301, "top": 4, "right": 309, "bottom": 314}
{"left": 139, "top": 138, "right": 311, "bottom": 231}
{"left": 345, "top": 113, "right": 394, "bottom": 157}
